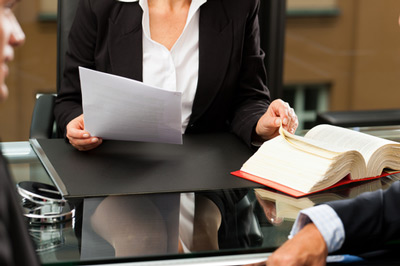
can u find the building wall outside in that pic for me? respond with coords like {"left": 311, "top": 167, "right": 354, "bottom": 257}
{"left": 284, "top": 0, "right": 400, "bottom": 112}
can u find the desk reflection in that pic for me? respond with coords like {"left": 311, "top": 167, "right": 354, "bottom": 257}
{"left": 255, "top": 173, "right": 400, "bottom": 225}
{"left": 80, "top": 189, "right": 263, "bottom": 260}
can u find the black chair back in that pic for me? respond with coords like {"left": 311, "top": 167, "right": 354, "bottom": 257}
{"left": 259, "top": 0, "right": 287, "bottom": 99}
{"left": 56, "top": 0, "right": 80, "bottom": 93}
{"left": 30, "top": 0, "right": 80, "bottom": 139}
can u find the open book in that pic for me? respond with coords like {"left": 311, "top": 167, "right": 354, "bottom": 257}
{"left": 232, "top": 124, "right": 400, "bottom": 197}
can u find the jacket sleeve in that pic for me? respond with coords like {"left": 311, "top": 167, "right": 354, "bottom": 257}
{"left": 230, "top": 0, "right": 271, "bottom": 146}
{"left": 326, "top": 180, "right": 400, "bottom": 254}
{"left": 54, "top": 0, "right": 99, "bottom": 137}
{"left": 0, "top": 153, "right": 41, "bottom": 266}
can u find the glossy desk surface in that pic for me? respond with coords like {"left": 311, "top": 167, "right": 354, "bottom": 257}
{"left": 3, "top": 125, "right": 400, "bottom": 265}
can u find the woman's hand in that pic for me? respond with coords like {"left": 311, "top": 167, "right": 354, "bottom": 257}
{"left": 66, "top": 114, "right": 102, "bottom": 151}
{"left": 255, "top": 99, "right": 298, "bottom": 141}
{"left": 255, "top": 193, "right": 284, "bottom": 226}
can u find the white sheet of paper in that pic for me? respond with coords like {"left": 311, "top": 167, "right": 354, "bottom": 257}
{"left": 79, "top": 67, "right": 182, "bottom": 144}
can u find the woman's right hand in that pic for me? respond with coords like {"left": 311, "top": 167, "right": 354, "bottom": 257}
{"left": 66, "top": 114, "right": 102, "bottom": 151}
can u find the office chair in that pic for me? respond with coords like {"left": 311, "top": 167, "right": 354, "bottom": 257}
{"left": 29, "top": 93, "right": 57, "bottom": 139}
{"left": 29, "top": 0, "right": 80, "bottom": 139}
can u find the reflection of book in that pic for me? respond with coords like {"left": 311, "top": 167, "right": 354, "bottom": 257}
{"left": 233, "top": 124, "right": 400, "bottom": 197}
{"left": 255, "top": 179, "right": 383, "bottom": 220}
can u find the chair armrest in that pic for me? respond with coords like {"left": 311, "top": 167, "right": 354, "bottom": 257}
{"left": 30, "top": 94, "right": 56, "bottom": 139}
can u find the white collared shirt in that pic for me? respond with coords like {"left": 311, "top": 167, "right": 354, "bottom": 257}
{"left": 130, "top": 0, "right": 207, "bottom": 133}
{"left": 290, "top": 204, "right": 345, "bottom": 253}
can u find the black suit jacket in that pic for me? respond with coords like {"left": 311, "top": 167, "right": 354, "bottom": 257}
{"left": 54, "top": 0, "right": 271, "bottom": 146}
{"left": 327, "top": 180, "right": 400, "bottom": 254}
{"left": 0, "top": 153, "right": 40, "bottom": 266}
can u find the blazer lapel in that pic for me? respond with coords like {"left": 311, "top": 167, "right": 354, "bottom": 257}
{"left": 108, "top": 3, "right": 143, "bottom": 81}
{"left": 107, "top": 1, "right": 233, "bottom": 122}
{"left": 190, "top": 0, "right": 233, "bottom": 124}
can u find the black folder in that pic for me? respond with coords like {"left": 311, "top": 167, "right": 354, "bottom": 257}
{"left": 30, "top": 133, "right": 258, "bottom": 198}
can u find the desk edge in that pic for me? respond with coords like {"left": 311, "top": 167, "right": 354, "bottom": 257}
{"left": 29, "top": 139, "right": 69, "bottom": 197}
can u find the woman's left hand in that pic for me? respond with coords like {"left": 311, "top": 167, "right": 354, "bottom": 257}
{"left": 255, "top": 99, "right": 298, "bottom": 141}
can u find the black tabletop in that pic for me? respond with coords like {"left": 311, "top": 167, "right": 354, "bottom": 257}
{"left": 31, "top": 133, "right": 258, "bottom": 198}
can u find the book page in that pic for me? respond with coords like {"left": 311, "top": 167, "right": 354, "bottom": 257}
{"left": 304, "top": 125, "right": 397, "bottom": 163}
{"left": 280, "top": 126, "right": 352, "bottom": 156}
{"left": 240, "top": 126, "right": 370, "bottom": 193}
{"left": 241, "top": 136, "right": 341, "bottom": 193}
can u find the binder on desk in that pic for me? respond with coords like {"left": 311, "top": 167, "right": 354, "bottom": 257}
{"left": 29, "top": 133, "right": 257, "bottom": 198}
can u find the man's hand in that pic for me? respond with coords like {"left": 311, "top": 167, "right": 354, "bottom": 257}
{"left": 244, "top": 223, "right": 328, "bottom": 266}
{"left": 255, "top": 99, "right": 298, "bottom": 141}
{"left": 66, "top": 114, "right": 102, "bottom": 151}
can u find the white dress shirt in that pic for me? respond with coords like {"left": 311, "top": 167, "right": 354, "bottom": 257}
{"left": 290, "top": 204, "right": 345, "bottom": 253}
{"left": 139, "top": 0, "right": 207, "bottom": 133}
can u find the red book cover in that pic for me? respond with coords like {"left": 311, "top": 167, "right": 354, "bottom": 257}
{"left": 231, "top": 170, "right": 399, "bottom": 197}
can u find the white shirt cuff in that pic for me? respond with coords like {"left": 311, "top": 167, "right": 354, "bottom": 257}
{"left": 289, "top": 204, "right": 345, "bottom": 253}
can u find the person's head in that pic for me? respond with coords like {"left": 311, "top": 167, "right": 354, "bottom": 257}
{"left": 0, "top": 0, "right": 25, "bottom": 101}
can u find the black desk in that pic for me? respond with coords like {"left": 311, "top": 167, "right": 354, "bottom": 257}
{"left": 4, "top": 128, "right": 400, "bottom": 265}
{"left": 30, "top": 133, "right": 257, "bottom": 198}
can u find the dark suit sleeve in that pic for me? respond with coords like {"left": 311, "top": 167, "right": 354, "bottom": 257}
{"left": 326, "top": 180, "right": 400, "bottom": 254}
{"left": 0, "top": 153, "right": 40, "bottom": 266}
{"left": 54, "top": 0, "right": 99, "bottom": 137}
{"left": 230, "top": 0, "right": 271, "bottom": 146}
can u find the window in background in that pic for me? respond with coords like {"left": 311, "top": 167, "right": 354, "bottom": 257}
{"left": 283, "top": 84, "right": 330, "bottom": 130}
{"left": 283, "top": 0, "right": 400, "bottom": 130}
{"left": 38, "top": 0, "right": 57, "bottom": 21}
{"left": 286, "top": 0, "right": 339, "bottom": 17}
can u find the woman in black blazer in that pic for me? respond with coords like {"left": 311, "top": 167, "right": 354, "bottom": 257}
{"left": 55, "top": 0, "right": 298, "bottom": 151}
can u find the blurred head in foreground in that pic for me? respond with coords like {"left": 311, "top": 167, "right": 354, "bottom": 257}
{"left": 0, "top": 0, "right": 25, "bottom": 101}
